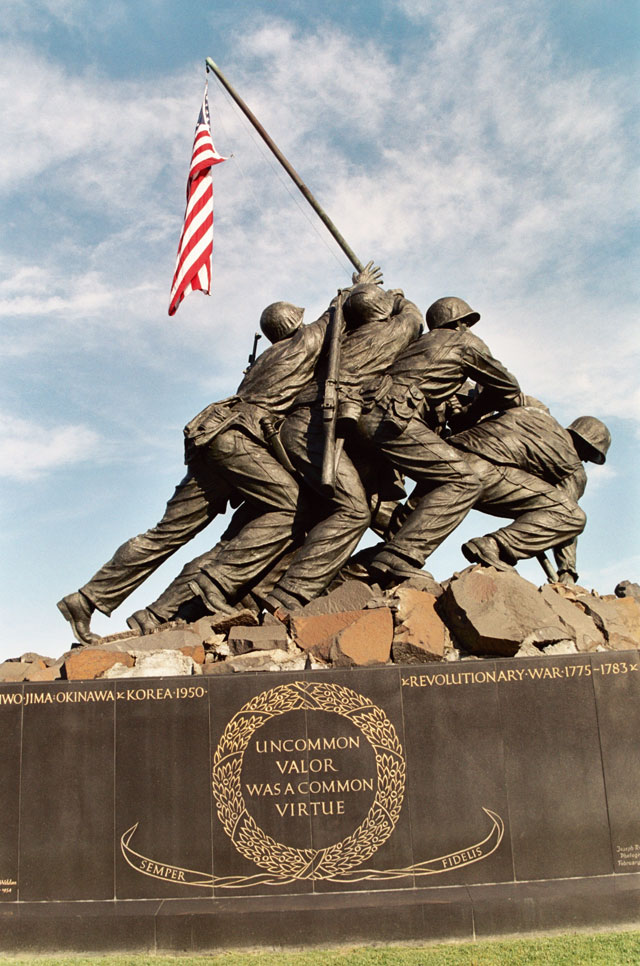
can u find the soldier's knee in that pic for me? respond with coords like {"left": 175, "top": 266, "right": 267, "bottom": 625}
{"left": 453, "top": 465, "right": 482, "bottom": 494}
{"left": 334, "top": 494, "right": 371, "bottom": 533}
{"left": 557, "top": 497, "right": 587, "bottom": 537}
{"left": 345, "top": 500, "right": 371, "bottom": 530}
{"left": 571, "top": 505, "right": 587, "bottom": 536}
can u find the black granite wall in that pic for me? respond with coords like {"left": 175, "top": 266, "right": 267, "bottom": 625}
{"left": 2, "top": 652, "right": 638, "bottom": 910}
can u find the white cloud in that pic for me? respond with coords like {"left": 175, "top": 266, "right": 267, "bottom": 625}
{"left": 2, "top": 0, "right": 83, "bottom": 27}
{"left": 0, "top": 43, "right": 194, "bottom": 205}
{"left": 0, "top": 412, "right": 100, "bottom": 480}
{"left": 581, "top": 462, "right": 617, "bottom": 491}
{"left": 0, "top": 8, "right": 637, "bottom": 428}
{"left": 236, "top": 20, "right": 398, "bottom": 140}
{"left": 2, "top": 0, "right": 127, "bottom": 37}
{"left": 0, "top": 266, "right": 132, "bottom": 317}
{"left": 1, "top": 261, "right": 159, "bottom": 316}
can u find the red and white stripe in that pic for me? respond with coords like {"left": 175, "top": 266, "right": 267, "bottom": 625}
{"left": 168, "top": 84, "right": 226, "bottom": 316}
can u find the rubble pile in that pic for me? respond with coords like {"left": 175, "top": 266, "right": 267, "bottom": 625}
{"left": 2, "top": 571, "right": 639, "bottom": 683}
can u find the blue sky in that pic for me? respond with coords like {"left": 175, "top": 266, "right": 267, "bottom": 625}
{"left": 1, "top": 0, "right": 638, "bottom": 660}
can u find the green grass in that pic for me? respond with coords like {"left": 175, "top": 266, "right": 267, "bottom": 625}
{"left": 5, "top": 931, "right": 640, "bottom": 965}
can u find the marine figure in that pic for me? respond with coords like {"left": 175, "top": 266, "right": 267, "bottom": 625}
{"left": 230, "top": 281, "right": 424, "bottom": 612}
{"left": 353, "top": 297, "right": 522, "bottom": 587}
{"left": 449, "top": 406, "right": 611, "bottom": 580}
{"left": 57, "top": 295, "right": 332, "bottom": 643}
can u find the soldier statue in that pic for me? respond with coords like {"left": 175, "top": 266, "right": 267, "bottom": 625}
{"left": 57, "top": 266, "right": 382, "bottom": 643}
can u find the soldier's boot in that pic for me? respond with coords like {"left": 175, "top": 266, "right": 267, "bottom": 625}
{"left": 369, "top": 549, "right": 435, "bottom": 590}
{"left": 461, "top": 535, "right": 512, "bottom": 571}
{"left": 336, "top": 544, "right": 384, "bottom": 583}
{"left": 57, "top": 591, "right": 101, "bottom": 645}
{"left": 260, "top": 587, "right": 305, "bottom": 622}
{"left": 557, "top": 570, "right": 577, "bottom": 586}
{"left": 126, "top": 609, "right": 162, "bottom": 635}
{"left": 188, "top": 573, "right": 237, "bottom": 616}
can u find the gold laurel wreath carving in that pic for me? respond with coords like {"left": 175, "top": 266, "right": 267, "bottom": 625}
{"left": 212, "top": 681, "right": 405, "bottom": 880}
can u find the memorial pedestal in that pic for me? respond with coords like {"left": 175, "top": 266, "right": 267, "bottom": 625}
{"left": 1, "top": 653, "right": 639, "bottom": 951}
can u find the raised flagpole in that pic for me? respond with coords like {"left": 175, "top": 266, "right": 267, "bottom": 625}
{"left": 205, "top": 56, "right": 364, "bottom": 274}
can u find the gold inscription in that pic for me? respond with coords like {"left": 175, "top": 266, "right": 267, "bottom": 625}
{"left": 275, "top": 800, "right": 346, "bottom": 817}
{"left": 441, "top": 847, "right": 484, "bottom": 868}
{"left": 137, "top": 859, "right": 186, "bottom": 880}
{"left": 245, "top": 736, "right": 374, "bottom": 816}
{"left": 212, "top": 681, "right": 405, "bottom": 881}
{"left": 116, "top": 685, "right": 206, "bottom": 702}
{"left": 616, "top": 843, "right": 640, "bottom": 868}
{"left": 275, "top": 756, "right": 338, "bottom": 774}
{"left": 594, "top": 661, "right": 639, "bottom": 677}
{"left": 0, "top": 685, "right": 207, "bottom": 708}
{"left": 0, "top": 877, "right": 17, "bottom": 895}
{"left": 256, "top": 736, "right": 360, "bottom": 752}
{"left": 121, "top": 680, "right": 505, "bottom": 889}
{"left": 0, "top": 689, "right": 114, "bottom": 707}
{"left": 401, "top": 659, "right": 640, "bottom": 688}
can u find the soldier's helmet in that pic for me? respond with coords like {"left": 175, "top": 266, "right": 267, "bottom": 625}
{"left": 259, "top": 302, "right": 305, "bottom": 343}
{"left": 343, "top": 284, "right": 395, "bottom": 329}
{"left": 567, "top": 417, "right": 611, "bottom": 465}
{"left": 426, "top": 297, "right": 480, "bottom": 331}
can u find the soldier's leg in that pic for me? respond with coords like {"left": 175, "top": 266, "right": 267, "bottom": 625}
{"left": 58, "top": 458, "right": 230, "bottom": 642}
{"left": 78, "top": 459, "right": 230, "bottom": 616}
{"left": 190, "top": 429, "right": 308, "bottom": 604}
{"left": 197, "top": 504, "right": 307, "bottom": 604}
{"left": 465, "top": 459, "right": 586, "bottom": 564}
{"left": 269, "top": 407, "right": 371, "bottom": 604}
{"left": 360, "top": 409, "right": 481, "bottom": 573}
{"left": 135, "top": 502, "right": 252, "bottom": 623}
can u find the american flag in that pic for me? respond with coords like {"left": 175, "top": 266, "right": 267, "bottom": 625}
{"left": 168, "top": 84, "right": 226, "bottom": 316}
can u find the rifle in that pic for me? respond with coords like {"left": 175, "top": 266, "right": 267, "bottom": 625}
{"left": 320, "top": 292, "right": 345, "bottom": 497}
{"left": 537, "top": 552, "right": 559, "bottom": 583}
{"left": 243, "top": 332, "right": 262, "bottom": 373}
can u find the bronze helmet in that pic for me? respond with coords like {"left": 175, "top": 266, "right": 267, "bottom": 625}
{"left": 567, "top": 417, "right": 611, "bottom": 465}
{"left": 343, "top": 284, "right": 395, "bottom": 329}
{"left": 426, "top": 297, "right": 480, "bottom": 331}
{"left": 259, "top": 302, "right": 305, "bottom": 344}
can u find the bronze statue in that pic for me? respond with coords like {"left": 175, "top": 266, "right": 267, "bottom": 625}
{"left": 57, "top": 279, "right": 613, "bottom": 643}
{"left": 176, "top": 268, "right": 399, "bottom": 615}
{"left": 347, "top": 297, "right": 522, "bottom": 588}
{"left": 448, "top": 406, "right": 610, "bottom": 580}
{"left": 199, "top": 282, "right": 425, "bottom": 613}
{"left": 57, "top": 296, "right": 331, "bottom": 643}
{"left": 58, "top": 268, "right": 384, "bottom": 642}
{"left": 54, "top": 55, "right": 615, "bottom": 641}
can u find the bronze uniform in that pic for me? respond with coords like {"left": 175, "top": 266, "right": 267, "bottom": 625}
{"left": 359, "top": 326, "right": 521, "bottom": 571}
